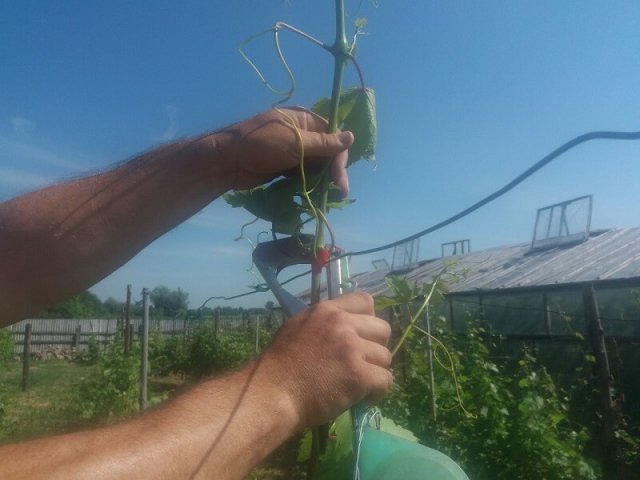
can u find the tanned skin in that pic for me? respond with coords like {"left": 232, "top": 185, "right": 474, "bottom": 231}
{"left": 0, "top": 108, "right": 393, "bottom": 479}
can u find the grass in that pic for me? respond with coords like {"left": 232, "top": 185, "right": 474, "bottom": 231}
{"left": 0, "top": 358, "right": 185, "bottom": 444}
{"left": 0, "top": 359, "right": 99, "bottom": 444}
{"left": 0, "top": 358, "right": 303, "bottom": 478}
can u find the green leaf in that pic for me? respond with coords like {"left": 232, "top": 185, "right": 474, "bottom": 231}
{"left": 378, "top": 415, "right": 419, "bottom": 442}
{"left": 224, "top": 176, "right": 354, "bottom": 235}
{"left": 385, "top": 276, "right": 417, "bottom": 303}
{"left": 354, "top": 17, "right": 368, "bottom": 30}
{"left": 325, "top": 182, "right": 355, "bottom": 210}
{"left": 297, "top": 428, "right": 312, "bottom": 463}
{"left": 374, "top": 295, "right": 402, "bottom": 312}
{"left": 298, "top": 412, "right": 354, "bottom": 480}
{"left": 223, "top": 178, "right": 304, "bottom": 235}
{"left": 312, "top": 87, "right": 377, "bottom": 166}
{"left": 325, "top": 412, "right": 355, "bottom": 462}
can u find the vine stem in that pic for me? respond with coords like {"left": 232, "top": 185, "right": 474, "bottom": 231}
{"left": 391, "top": 277, "right": 441, "bottom": 357}
{"left": 308, "top": 3, "right": 349, "bottom": 477}
{"left": 412, "top": 324, "right": 474, "bottom": 418}
{"left": 310, "top": 0, "right": 349, "bottom": 304}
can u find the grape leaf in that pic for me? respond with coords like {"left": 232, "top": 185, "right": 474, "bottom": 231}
{"left": 223, "top": 178, "right": 304, "bottom": 235}
{"left": 224, "top": 177, "right": 353, "bottom": 235}
{"left": 378, "top": 416, "right": 419, "bottom": 443}
{"left": 312, "top": 87, "right": 377, "bottom": 166}
{"left": 298, "top": 411, "right": 354, "bottom": 480}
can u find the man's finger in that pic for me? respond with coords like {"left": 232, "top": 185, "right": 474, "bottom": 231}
{"left": 331, "top": 148, "right": 349, "bottom": 197}
{"left": 326, "top": 292, "right": 375, "bottom": 315}
{"left": 363, "top": 365, "right": 394, "bottom": 404}
{"left": 302, "top": 151, "right": 349, "bottom": 197}
{"left": 286, "top": 106, "right": 329, "bottom": 131}
{"left": 363, "top": 341, "right": 393, "bottom": 369}
{"left": 352, "top": 316, "right": 392, "bottom": 346}
{"left": 285, "top": 108, "right": 352, "bottom": 197}
{"left": 299, "top": 130, "right": 354, "bottom": 157}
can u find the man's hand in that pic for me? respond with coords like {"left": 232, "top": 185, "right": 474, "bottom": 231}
{"left": 257, "top": 292, "right": 393, "bottom": 429}
{"left": 212, "top": 107, "right": 354, "bottom": 196}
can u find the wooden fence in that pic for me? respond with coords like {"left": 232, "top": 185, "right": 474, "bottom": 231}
{"left": 5, "top": 313, "right": 283, "bottom": 354}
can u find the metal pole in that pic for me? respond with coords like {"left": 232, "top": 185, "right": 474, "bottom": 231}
{"left": 140, "top": 288, "right": 150, "bottom": 412}
{"left": 582, "top": 284, "right": 617, "bottom": 479}
{"left": 448, "top": 296, "right": 455, "bottom": 330}
{"left": 21, "top": 324, "right": 32, "bottom": 392}
{"left": 214, "top": 307, "right": 220, "bottom": 338}
{"left": 425, "top": 306, "right": 437, "bottom": 422}
{"left": 543, "top": 291, "right": 552, "bottom": 335}
{"left": 125, "top": 284, "right": 132, "bottom": 353}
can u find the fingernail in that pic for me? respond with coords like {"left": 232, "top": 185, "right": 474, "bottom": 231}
{"left": 338, "top": 131, "right": 354, "bottom": 145}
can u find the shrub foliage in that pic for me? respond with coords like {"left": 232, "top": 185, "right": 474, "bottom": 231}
{"left": 383, "top": 319, "right": 598, "bottom": 480}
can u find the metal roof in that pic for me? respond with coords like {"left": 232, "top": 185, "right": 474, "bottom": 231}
{"left": 300, "top": 227, "right": 640, "bottom": 301}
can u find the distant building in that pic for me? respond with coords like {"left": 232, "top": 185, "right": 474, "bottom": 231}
{"left": 303, "top": 227, "right": 640, "bottom": 338}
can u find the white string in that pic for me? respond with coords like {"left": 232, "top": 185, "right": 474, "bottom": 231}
{"left": 353, "top": 407, "right": 381, "bottom": 480}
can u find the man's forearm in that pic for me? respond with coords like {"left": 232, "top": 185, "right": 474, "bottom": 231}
{"left": 0, "top": 108, "right": 354, "bottom": 326}
{"left": 0, "top": 135, "right": 230, "bottom": 325}
{"left": 0, "top": 361, "right": 299, "bottom": 480}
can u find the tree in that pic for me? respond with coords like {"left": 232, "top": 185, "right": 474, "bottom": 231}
{"left": 40, "top": 291, "right": 105, "bottom": 318}
{"left": 149, "top": 286, "right": 189, "bottom": 318}
{"left": 103, "top": 297, "right": 124, "bottom": 316}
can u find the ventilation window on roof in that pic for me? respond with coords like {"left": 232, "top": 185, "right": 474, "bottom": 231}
{"left": 441, "top": 239, "right": 471, "bottom": 257}
{"left": 391, "top": 239, "right": 420, "bottom": 272}
{"left": 531, "top": 195, "right": 592, "bottom": 251}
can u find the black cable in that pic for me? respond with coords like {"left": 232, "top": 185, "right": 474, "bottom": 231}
{"left": 197, "top": 269, "right": 313, "bottom": 308}
{"left": 348, "top": 130, "right": 640, "bottom": 258}
{"left": 205, "top": 128, "right": 640, "bottom": 302}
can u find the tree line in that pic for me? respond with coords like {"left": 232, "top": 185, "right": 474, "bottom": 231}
{"left": 38, "top": 287, "right": 274, "bottom": 319}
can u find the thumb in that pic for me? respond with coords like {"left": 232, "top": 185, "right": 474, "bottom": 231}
{"left": 300, "top": 130, "right": 354, "bottom": 157}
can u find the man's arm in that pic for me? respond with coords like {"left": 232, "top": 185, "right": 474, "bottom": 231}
{"left": 0, "top": 108, "right": 353, "bottom": 326}
{"left": 0, "top": 293, "right": 393, "bottom": 480}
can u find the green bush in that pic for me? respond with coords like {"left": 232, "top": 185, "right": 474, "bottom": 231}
{"left": 0, "top": 393, "right": 6, "bottom": 430}
{"left": 148, "top": 330, "right": 190, "bottom": 377}
{"left": 0, "top": 329, "right": 15, "bottom": 366}
{"left": 145, "top": 323, "right": 265, "bottom": 379}
{"left": 182, "top": 324, "right": 255, "bottom": 378}
{"left": 383, "top": 319, "right": 598, "bottom": 480}
{"left": 74, "top": 342, "right": 140, "bottom": 420}
{"left": 76, "top": 335, "right": 102, "bottom": 365}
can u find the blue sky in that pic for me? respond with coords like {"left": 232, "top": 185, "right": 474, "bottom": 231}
{"left": 2, "top": 1, "right": 640, "bottom": 309}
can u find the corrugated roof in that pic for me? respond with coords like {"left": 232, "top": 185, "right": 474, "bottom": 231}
{"left": 300, "top": 227, "right": 640, "bottom": 301}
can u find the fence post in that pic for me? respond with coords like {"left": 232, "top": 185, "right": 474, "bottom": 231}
{"left": 582, "top": 284, "right": 618, "bottom": 479}
{"left": 424, "top": 306, "right": 437, "bottom": 422}
{"left": 140, "top": 288, "right": 150, "bottom": 412}
{"left": 246, "top": 311, "right": 253, "bottom": 338}
{"left": 448, "top": 296, "right": 455, "bottom": 330}
{"left": 255, "top": 315, "right": 260, "bottom": 354}
{"left": 214, "top": 307, "right": 220, "bottom": 339}
{"left": 21, "top": 324, "right": 32, "bottom": 392}
{"left": 124, "top": 284, "right": 132, "bottom": 353}
{"left": 127, "top": 324, "right": 134, "bottom": 350}
{"left": 542, "top": 292, "right": 552, "bottom": 335}
{"left": 72, "top": 325, "right": 81, "bottom": 349}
